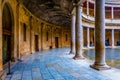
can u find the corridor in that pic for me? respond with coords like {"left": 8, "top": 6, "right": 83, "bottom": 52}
{"left": 5, "top": 48, "right": 110, "bottom": 80}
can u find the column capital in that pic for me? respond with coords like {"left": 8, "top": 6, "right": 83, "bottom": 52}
{"left": 70, "top": 12, "right": 75, "bottom": 16}
{"left": 77, "top": 3, "right": 83, "bottom": 7}
{"left": 74, "top": 2, "right": 83, "bottom": 7}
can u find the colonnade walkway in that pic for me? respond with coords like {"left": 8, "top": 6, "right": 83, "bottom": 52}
{"left": 5, "top": 48, "right": 120, "bottom": 80}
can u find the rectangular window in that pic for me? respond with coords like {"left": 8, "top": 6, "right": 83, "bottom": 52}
{"left": 23, "top": 23, "right": 26, "bottom": 41}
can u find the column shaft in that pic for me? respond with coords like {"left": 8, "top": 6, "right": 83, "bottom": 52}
{"left": 70, "top": 14, "right": 76, "bottom": 54}
{"left": 111, "top": 7, "right": 114, "bottom": 19}
{"left": 0, "top": 2, "right": 3, "bottom": 70}
{"left": 30, "top": 17, "right": 32, "bottom": 54}
{"left": 90, "top": 0, "right": 110, "bottom": 70}
{"left": 73, "top": 4, "right": 84, "bottom": 59}
{"left": 87, "top": 0, "right": 89, "bottom": 15}
{"left": 112, "top": 29, "right": 114, "bottom": 47}
{"left": 87, "top": 27, "right": 90, "bottom": 48}
{"left": 94, "top": 3, "right": 96, "bottom": 17}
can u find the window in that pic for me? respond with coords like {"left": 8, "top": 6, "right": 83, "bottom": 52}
{"left": 46, "top": 31, "right": 49, "bottom": 41}
{"left": 23, "top": 23, "right": 26, "bottom": 41}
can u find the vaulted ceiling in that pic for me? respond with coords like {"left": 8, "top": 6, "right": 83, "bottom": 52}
{"left": 21, "top": 0, "right": 120, "bottom": 27}
{"left": 21, "top": 0, "right": 77, "bottom": 27}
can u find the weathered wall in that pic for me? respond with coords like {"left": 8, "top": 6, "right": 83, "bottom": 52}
{"left": 0, "top": 0, "right": 70, "bottom": 71}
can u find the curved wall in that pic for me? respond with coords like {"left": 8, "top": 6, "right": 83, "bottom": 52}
{"left": 0, "top": 0, "right": 70, "bottom": 72}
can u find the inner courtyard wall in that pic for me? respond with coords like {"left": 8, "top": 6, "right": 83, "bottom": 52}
{"left": 0, "top": 0, "right": 71, "bottom": 71}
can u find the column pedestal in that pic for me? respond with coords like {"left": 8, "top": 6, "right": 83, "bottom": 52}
{"left": 90, "top": 63, "right": 110, "bottom": 70}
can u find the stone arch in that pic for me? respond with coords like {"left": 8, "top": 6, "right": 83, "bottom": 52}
{"left": 2, "top": 3, "right": 14, "bottom": 65}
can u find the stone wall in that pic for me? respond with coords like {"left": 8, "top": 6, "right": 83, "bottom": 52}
{"left": 0, "top": 0, "right": 70, "bottom": 71}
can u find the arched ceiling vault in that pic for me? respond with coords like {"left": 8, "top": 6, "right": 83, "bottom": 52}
{"left": 21, "top": 0, "right": 119, "bottom": 27}
{"left": 21, "top": 0, "right": 78, "bottom": 27}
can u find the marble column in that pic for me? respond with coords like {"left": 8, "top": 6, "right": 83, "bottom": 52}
{"left": 87, "top": 27, "right": 90, "bottom": 48}
{"left": 90, "top": 0, "right": 110, "bottom": 70}
{"left": 87, "top": 0, "right": 89, "bottom": 15}
{"left": 111, "top": 7, "right": 114, "bottom": 19}
{"left": 69, "top": 14, "right": 76, "bottom": 54}
{"left": 112, "top": 29, "right": 114, "bottom": 47}
{"left": 73, "top": 4, "right": 84, "bottom": 60}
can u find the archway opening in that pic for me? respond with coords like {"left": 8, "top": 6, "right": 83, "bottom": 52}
{"left": 2, "top": 3, "right": 14, "bottom": 65}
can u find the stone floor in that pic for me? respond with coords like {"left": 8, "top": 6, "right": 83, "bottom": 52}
{"left": 4, "top": 48, "right": 120, "bottom": 80}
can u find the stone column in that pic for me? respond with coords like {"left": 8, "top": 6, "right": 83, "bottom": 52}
{"left": 69, "top": 14, "right": 76, "bottom": 54}
{"left": 0, "top": 1, "right": 3, "bottom": 70}
{"left": 29, "top": 16, "right": 32, "bottom": 54}
{"left": 90, "top": 0, "right": 110, "bottom": 70}
{"left": 87, "top": 0, "right": 89, "bottom": 15}
{"left": 112, "top": 29, "right": 114, "bottom": 47}
{"left": 94, "top": 3, "right": 96, "bottom": 17}
{"left": 41, "top": 23, "right": 44, "bottom": 50}
{"left": 73, "top": 4, "right": 84, "bottom": 59}
{"left": 16, "top": 3, "right": 20, "bottom": 60}
{"left": 111, "top": 7, "right": 114, "bottom": 19}
{"left": 51, "top": 26, "right": 53, "bottom": 49}
{"left": 87, "top": 27, "right": 90, "bottom": 48}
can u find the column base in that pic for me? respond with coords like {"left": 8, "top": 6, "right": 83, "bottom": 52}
{"left": 69, "top": 51, "right": 75, "bottom": 55}
{"left": 17, "top": 59, "right": 23, "bottom": 62}
{"left": 73, "top": 56, "right": 85, "bottom": 60}
{"left": 90, "top": 64, "right": 111, "bottom": 71}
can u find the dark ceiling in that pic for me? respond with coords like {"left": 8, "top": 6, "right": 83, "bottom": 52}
{"left": 20, "top": 0, "right": 120, "bottom": 27}
{"left": 21, "top": 0, "right": 77, "bottom": 27}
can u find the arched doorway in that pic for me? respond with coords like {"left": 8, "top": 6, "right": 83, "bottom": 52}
{"left": 2, "top": 3, "right": 14, "bottom": 65}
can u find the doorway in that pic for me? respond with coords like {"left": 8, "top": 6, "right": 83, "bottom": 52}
{"left": 2, "top": 4, "right": 14, "bottom": 64}
{"left": 55, "top": 37, "right": 59, "bottom": 48}
{"left": 2, "top": 35, "right": 11, "bottom": 64}
{"left": 35, "top": 35, "right": 39, "bottom": 51}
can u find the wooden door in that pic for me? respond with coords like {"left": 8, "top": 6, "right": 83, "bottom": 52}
{"left": 35, "top": 35, "right": 39, "bottom": 51}
{"left": 2, "top": 35, "right": 11, "bottom": 64}
{"left": 55, "top": 37, "right": 59, "bottom": 48}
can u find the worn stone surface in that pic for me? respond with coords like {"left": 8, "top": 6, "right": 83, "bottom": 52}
{"left": 4, "top": 48, "right": 112, "bottom": 80}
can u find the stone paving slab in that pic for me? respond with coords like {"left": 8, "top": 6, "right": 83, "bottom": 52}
{"left": 4, "top": 48, "right": 117, "bottom": 80}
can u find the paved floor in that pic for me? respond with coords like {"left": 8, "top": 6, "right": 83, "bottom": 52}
{"left": 4, "top": 48, "right": 119, "bottom": 80}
